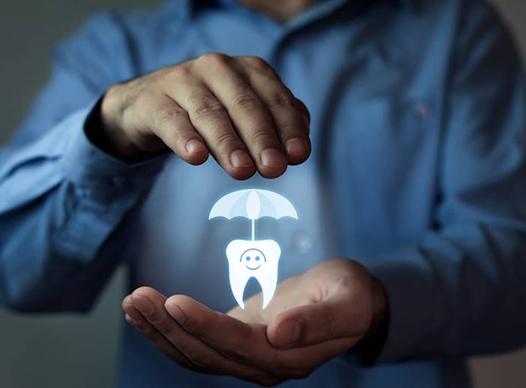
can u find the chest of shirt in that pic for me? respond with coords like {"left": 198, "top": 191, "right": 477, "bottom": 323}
{"left": 122, "top": 4, "right": 449, "bottom": 302}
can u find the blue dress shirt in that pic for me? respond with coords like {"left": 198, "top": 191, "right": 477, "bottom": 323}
{"left": 1, "top": 0, "right": 526, "bottom": 387}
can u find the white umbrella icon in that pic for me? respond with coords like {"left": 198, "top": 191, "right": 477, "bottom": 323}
{"left": 209, "top": 189, "right": 298, "bottom": 240}
{"left": 209, "top": 189, "right": 298, "bottom": 309}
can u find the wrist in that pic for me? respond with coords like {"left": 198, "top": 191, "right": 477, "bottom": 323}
{"left": 86, "top": 87, "right": 159, "bottom": 163}
{"left": 352, "top": 276, "right": 389, "bottom": 365}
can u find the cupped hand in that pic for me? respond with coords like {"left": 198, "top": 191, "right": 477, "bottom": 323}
{"left": 92, "top": 53, "right": 311, "bottom": 180}
{"left": 122, "top": 259, "right": 387, "bottom": 386}
{"left": 229, "top": 259, "right": 387, "bottom": 350}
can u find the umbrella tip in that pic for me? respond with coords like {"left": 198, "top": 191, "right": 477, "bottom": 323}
{"left": 246, "top": 190, "right": 261, "bottom": 220}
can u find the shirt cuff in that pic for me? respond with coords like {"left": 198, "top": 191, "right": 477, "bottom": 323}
{"left": 362, "top": 248, "right": 435, "bottom": 363}
{"left": 61, "top": 100, "right": 168, "bottom": 193}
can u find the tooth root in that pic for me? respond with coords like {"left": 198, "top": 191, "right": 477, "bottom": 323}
{"left": 260, "top": 270, "right": 278, "bottom": 309}
{"left": 226, "top": 240, "right": 249, "bottom": 309}
{"left": 229, "top": 265, "right": 248, "bottom": 309}
{"left": 258, "top": 241, "right": 281, "bottom": 309}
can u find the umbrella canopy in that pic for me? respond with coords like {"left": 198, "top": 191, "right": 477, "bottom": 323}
{"left": 209, "top": 189, "right": 298, "bottom": 240}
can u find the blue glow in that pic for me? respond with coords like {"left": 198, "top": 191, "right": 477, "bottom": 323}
{"left": 209, "top": 189, "right": 298, "bottom": 309}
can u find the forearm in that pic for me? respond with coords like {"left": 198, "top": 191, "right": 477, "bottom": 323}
{"left": 365, "top": 224, "right": 526, "bottom": 362}
{"left": 0, "top": 104, "right": 166, "bottom": 311}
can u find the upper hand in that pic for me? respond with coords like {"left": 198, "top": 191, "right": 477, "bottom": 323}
{"left": 93, "top": 53, "right": 311, "bottom": 180}
{"left": 122, "top": 259, "right": 387, "bottom": 385}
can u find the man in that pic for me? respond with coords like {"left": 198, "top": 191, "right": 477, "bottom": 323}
{"left": 1, "top": 0, "right": 525, "bottom": 386}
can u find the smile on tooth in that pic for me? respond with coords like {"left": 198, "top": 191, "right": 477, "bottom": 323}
{"left": 226, "top": 239, "right": 281, "bottom": 309}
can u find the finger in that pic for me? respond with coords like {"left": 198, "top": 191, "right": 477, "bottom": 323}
{"left": 127, "top": 93, "right": 209, "bottom": 165}
{"left": 266, "top": 295, "right": 366, "bottom": 349}
{"left": 130, "top": 288, "right": 277, "bottom": 384}
{"left": 241, "top": 56, "right": 311, "bottom": 165}
{"left": 196, "top": 54, "right": 287, "bottom": 178}
{"left": 171, "top": 80, "right": 256, "bottom": 180}
{"left": 166, "top": 295, "right": 355, "bottom": 375}
{"left": 165, "top": 295, "right": 258, "bottom": 360}
{"left": 148, "top": 94, "right": 209, "bottom": 165}
{"left": 122, "top": 295, "right": 196, "bottom": 371}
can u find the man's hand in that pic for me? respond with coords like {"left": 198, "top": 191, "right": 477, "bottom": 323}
{"left": 229, "top": 259, "right": 388, "bottom": 350}
{"left": 122, "top": 259, "right": 387, "bottom": 385}
{"left": 91, "top": 54, "right": 311, "bottom": 180}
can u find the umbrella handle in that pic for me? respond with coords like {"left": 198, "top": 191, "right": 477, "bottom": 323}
{"left": 251, "top": 219, "right": 255, "bottom": 241}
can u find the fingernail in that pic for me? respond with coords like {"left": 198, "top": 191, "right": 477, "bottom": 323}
{"left": 279, "top": 320, "right": 301, "bottom": 346}
{"left": 185, "top": 139, "right": 205, "bottom": 154}
{"left": 230, "top": 150, "right": 253, "bottom": 168}
{"left": 167, "top": 302, "right": 187, "bottom": 325}
{"left": 133, "top": 296, "right": 154, "bottom": 316}
{"left": 260, "top": 148, "right": 286, "bottom": 169}
{"left": 285, "top": 138, "right": 309, "bottom": 158}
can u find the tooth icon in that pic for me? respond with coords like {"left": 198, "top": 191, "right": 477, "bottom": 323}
{"left": 226, "top": 239, "right": 281, "bottom": 309}
{"left": 209, "top": 189, "right": 298, "bottom": 310}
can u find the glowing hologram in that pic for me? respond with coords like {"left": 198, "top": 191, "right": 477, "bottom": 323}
{"left": 246, "top": 191, "right": 260, "bottom": 240}
{"left": 209, "top": 189, "right": 298, "bottom": 309}
{"left": 226, "top": 239, "right": 281, "bottom": 309}
{"left": 209, "top": 189, "right": 298, "bottom": 221}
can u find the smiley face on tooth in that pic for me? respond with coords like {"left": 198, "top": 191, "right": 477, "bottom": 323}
{"left": 240, "top": 248, "right": 266, "bottom": 271}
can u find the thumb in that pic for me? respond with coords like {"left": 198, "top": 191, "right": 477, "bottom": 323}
{"left": 266, "top": 293, "right": 370, "bottom": 349}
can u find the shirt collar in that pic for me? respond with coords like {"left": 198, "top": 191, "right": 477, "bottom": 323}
{"left": 173, "top": 0, "right": 416, "bottom": 25}
{"left": 194, "top": 0, "right": 416, "bottom": 9}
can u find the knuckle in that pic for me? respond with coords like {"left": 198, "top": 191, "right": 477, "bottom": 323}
{"left": 134, "top": 91, "right": 155, "bottom": 111}
{"left": 198, "top": 52, "right": 231, "bottom": 68}
{"left": 243, "top": 55, "right": 271, "bottom": 71}
{"left": 132, "top": 93, "right": 158, "bottom": 121}
{"left": 151, "top": 66, "right": 170, "bottom": 78}
{"left": 104, "top": 83, "right": 127, "bottom": 111}
{"left": 267, "top": 91, "right": 294, "bottom": 109}
{"left": 189, "top": 95, "right": 225, "bottom": 117}
{"left": 155, "top": 106, "right": 186, "bottom": 125}
{"left": 251, "top": 128, "right": 278, "bottom": 146}
{"left": 231, "top": 93, "right": 261, "bottom": 112}
{"left": 215, "top": 131, "right": 239, "bottom": 151}
{"left": 168, "top": 64, "right": 192, "bottom": 79}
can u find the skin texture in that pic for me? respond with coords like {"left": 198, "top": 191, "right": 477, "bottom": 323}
{"left": 122, "top": 259, "right": 388, "bottom": 386}
{"left": 95, "top": 54, "right": 311, "bottom": 180}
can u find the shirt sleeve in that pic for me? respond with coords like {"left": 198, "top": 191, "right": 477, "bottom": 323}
{"left": 0, "top": 12, "right": 167, "bottom": 312}
{"left": 365, "top": 1, "right": 526, "bottom": 361}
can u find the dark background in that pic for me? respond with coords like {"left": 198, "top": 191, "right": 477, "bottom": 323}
{"left": 0, "top": 1, "right": 525, "bottom": 387}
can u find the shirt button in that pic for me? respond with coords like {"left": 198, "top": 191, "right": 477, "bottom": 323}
{"left": 416, "top": 102, "right": 430, "bottom": 118}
